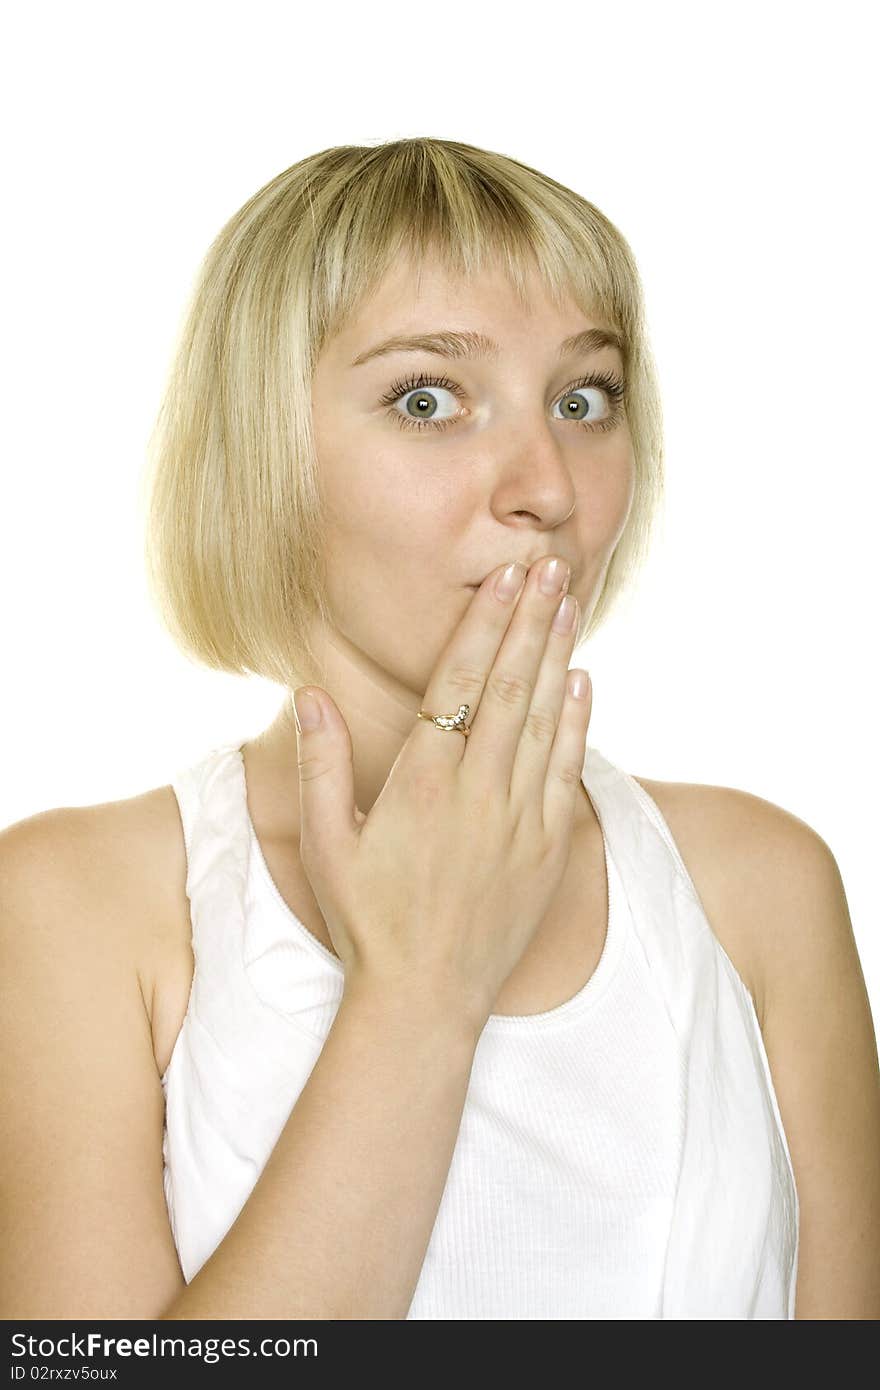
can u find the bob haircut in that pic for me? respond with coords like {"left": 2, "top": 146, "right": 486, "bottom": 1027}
{"left": 141, "top": 136, "right": 665, "bottom": 692}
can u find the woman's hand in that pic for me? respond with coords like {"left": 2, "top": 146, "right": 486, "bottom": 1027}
{"left": 291, "top": 556, "right": 592, "bottom": 1036}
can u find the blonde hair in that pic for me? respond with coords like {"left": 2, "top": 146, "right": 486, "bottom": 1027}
{"left": 141, "top": 136, "right": 665, "bottom": 691}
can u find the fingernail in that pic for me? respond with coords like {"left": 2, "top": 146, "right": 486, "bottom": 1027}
{"left": 293, "top": 688, "right": 322, "bottom": 731}
{"left": 540, "top": 557, "right": 568, "bottom": 594}
{"left": 495, "top": 561, "right": 527, "bottom": 600}
{"left": 568, "top": 669, "right": 590, "bottom": 700}
{"left": 553, "top": 594, "right": 577, "bottom": 633}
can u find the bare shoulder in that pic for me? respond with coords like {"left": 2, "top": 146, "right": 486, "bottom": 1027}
{"left": 0, "top": 790, "right": 191, "bottom": 1317}
{"left": 0, "top": 783, "right": 192, "bottom": 1080}
{"left": 629, "top": 773, "right": 834, "bottom": 1032}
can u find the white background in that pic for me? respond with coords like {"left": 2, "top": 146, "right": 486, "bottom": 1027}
{"left": 2, "top": 1, "right": 877, "bottom": 1019}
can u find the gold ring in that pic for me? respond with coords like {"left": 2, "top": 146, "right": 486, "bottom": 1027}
{"left": 416, "top": 704, "right": 471, "bottom": 737}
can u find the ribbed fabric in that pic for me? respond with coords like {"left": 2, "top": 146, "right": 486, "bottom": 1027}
{"left": 160, "top": 738, "right": 799, "bottom": 1319}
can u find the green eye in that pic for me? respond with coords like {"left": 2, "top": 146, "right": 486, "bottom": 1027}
{"left": 379, "top": 369, "right": 627, "bottom": 434}
{"left": 379, "top": 373, "right": 464, "bottom": 432}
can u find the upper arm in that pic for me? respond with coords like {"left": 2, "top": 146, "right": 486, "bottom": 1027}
{"left": 753, "top": 811, "right": 880, "bottom": 1319}
{"left": 635, "top": 775, "right": 880, "bottom": 1319}
{"left": 0, "top": 809, "right": 186, "bottom": 1319}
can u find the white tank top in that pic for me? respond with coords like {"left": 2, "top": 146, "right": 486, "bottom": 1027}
{"left": 160, "top": 738, "right": 799, "bottom": 1319}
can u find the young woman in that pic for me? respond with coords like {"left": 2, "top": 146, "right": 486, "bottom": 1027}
{"left": 2, "top": 138, "right": 878, "bottom": 1321}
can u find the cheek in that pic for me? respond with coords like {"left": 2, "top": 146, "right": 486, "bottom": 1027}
{"left": 610, "top": 464, "right": 636, "bottom": 536}
{"left": 322, "top": 430, "right": 461, "bottom": 540}
{"left": 587, "top": 444, "right": 635, "bottom": 543}
{"left": 324, "top": 550, "right": 468, "bottom": 694}
{"left": 321, "top": 501, "right": 457, "bottom": 630}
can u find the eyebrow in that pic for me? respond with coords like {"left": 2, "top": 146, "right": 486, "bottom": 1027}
{"left": 350, "top": 325, "right": 623, "bottom": 368}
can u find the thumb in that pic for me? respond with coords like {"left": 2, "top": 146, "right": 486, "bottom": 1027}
{"left": 291, "top": 688, "right": 363, "bottom": 854}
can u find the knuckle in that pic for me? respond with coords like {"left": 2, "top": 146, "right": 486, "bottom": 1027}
{"left": 488, "top": 668, "right": 534, "bottom": 707}
{"left": 554, "top": 757, "right": 584, "bottom": 787}
{"left": 522, "top": 703, "right": 559, "bottom": 745}
{"left": 461, "top": 779, "right": 498, "bottom": 825}
{"left": 296, "top": 752, "right": 333, "bottom": 784}
{"left": 407, "top": 767, "right": 447, "bottom": 809}
{"left": 445, "top": 663, "right": 486, "bottom": 698}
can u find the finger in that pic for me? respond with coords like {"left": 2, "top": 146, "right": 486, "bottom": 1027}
{"left": 461, "top": 556, "right": 572, "bottom": 782}
{"left": 542, "top": 668, "right": 592, "bottom": 839}
{"left": 408, "top": 558, "right": 530, "bottom": 767}
{"left": 507, "top": 589, "right": 581, "bottom": 807}
{"left": 291, "top": 687, "right": 362, "bottom": 863}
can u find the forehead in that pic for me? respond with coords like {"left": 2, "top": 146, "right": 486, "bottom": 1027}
{"left": 362, "top": 252, "right": 570, "bottom": 321}
{"left": 329, "top": 252, "right": 600, "bottom": 362}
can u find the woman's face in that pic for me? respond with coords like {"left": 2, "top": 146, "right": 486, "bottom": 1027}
{"left": 309, "top": 252, "right": 636, "bottom": 696}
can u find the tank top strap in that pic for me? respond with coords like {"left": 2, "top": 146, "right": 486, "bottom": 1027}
{"left": 583, "top": 746, "right": 713, "bottom": 1033}
{"left": 583, "top": 743, "right": 799, "bottom": 1317}
{"left": 170, "top": 740, "right": 260, "bottom": 1026}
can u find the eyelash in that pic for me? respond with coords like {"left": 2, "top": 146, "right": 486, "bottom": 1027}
{"left": 378, "top": 369, "right": 627, "bottom": 434}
